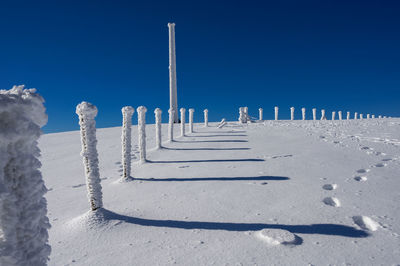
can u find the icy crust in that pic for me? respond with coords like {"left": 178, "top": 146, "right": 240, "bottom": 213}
{"left": 121, "top": 106, "right": 134, "bottom": 180}
{"left": 0, "top": 86, "right": 50, "bottom": 266}
{"left": 76, "top": 102, "right": 103, "bottom": 211}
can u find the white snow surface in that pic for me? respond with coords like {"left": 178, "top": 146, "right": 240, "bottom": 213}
{"left": 39, "top": 118, "right": 400, "bottom": 265}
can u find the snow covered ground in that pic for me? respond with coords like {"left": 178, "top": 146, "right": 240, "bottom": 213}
{"left": 39, "top": 118, "right": 400, "bottom": 265}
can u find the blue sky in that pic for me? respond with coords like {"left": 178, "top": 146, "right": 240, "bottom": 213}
{"left": 0, "top": 0, "right": 399, "bottom": 133}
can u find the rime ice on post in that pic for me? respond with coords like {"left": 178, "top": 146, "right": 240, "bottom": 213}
{"left": 244, "top": 107, "right": 249, "bottom": 122}
{"left": 155, "top": 108, "right": 162, "bottom": 149}
{"left": 168, "top": 23, "right": 179, "bottom": 123}
{"left": 137, "top": 106, "right": 147, "bottom": 163}
{"left": 332, "top": 111, "right": 336, "bottom": 120}
{"left": 259, "top": 108, "right": 263, "bottom": 120}
{"left": 180, "top": 108, "right": 186, "bottom": 137}
{"left": 321, "top": 109, "right": 326, "bottom": 120}
{"left": 372, "top": 115, "right": 375, "bottom": 119}
{"left": 312, "top": 108, "right": 317, "bottom": 121}
{"left": 290, "top": 107, "right": 295, "bottom": 120}
{"left": 301, "top": 108, "right": 306, "bottom": 120}
{"left": 338, "top": 111, "right": 342, "bottom": 120}
{"left": 121, "top": 106, "right": 134, "bottom": 180}
{"left": 360, "top": 114, "right": 363, "bottom": 120}
{"left": 168, "top": 108, "right": 174, "bottom": 142}
{"left": 378, "top": 115, "right": 382, "bottom": 119}
{"left": 274, "top": 106, "right": 279, "bottom": 121}
{"left": 367, "top": 114, "right": 370, "bottom": 119}
{"left": 0, "top": 86, "right": 51, "bottom": 265}
{"left": 204, "top": 109, "right": 209, "bottom": 127}
{"left": 189, "top": 108, "right": 194, "bottom": 133}
{"left": 354, "top": 112, "right": 358, "bottom": 120}
{"left": 239, "top": 107, "right": 246, "bottom": 123}
{"left": 347, "top": 112, "right": 350, "bottom": 120}
{"left": 76, "top": 102, "right": 103, "bottom": 211}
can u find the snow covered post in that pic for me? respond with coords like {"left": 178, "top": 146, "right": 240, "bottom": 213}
{"left": 321, "top": 109, "right": 326, "bottom": 120}
{"left": 301, "top": 107, "right": 306, "bottom": 120}
{"left": 372, "top": 115, "right": 375, "bottom": 119}
{"left": 168, "top": 108, "right": 174, "bottom": 142}
{"left": 244, "top": 107, "right": 249, "bottom": 122}
{"left": 0, "top": 86, "right": 51, "bottom": 265}
{"left": 204, "top": 109, "right": 208, "bottom": 127}
{"left": 360, "top": 114, "right": 363, "bottom": 120}
{"left": 76, "top": 102, "right": 103, "bottom": 211}
{"left": 168, "top": 23, "right": 179, "bottom": 123}
{"left": 332, "top": 111, "right": 336, "bottom": 120}
{"left": 338, "top": 111, "right": 342, "bottom": 120}
{"left": 121, "top": 106, "right": 134, "bottom": 180}
{"left": 189, "top": 108, "right": 194, "bottom": 133}
{"left": 378, "top": 115, "right": 382, "bottom": 119}
{"left": 155, "top": 108, "right": 162, "bottom": 149}
{"left": 239, "top": 107, "right": 246, "bottom": 123}
{"left": 274, "top": 106, "right": 279, "bottom": 121}
{"left": 347, "top": 111, "right": 350, "bottom": 120}
{"left": 137, "top": 106, "right": 147, "bottom": 163}
{"left": 259, "top": 108, "right": 263, "bottom": 121}
{"left": 354, "top": 112, "right": 358, "bottom": 120}
{"left": 180, "top": 108, "right": 186, "bottom": 137}
{"left": 290, "top": 107, "right": 295, "bottom": 120}
{"left": 312, "top": 108, "right": 317, "bottom": 121}
{"left": 367, "top": 114, "right": 370, "bottom": 119}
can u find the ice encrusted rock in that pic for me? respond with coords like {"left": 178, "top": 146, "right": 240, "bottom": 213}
{"left": 76, "top": 101, "right": 103, "bottom": 211}
{"left": 0, "top": 85, "right": 51, "bottom": 266}
{"left": 353, "top": 216, "right": 380, "bottom": 231}
{"left": 257, "top": 229, "right": 296, "bottom": 245}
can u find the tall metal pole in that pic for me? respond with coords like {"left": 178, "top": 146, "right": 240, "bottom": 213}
{"left": 168, "top": 22, "right": 179, "bottom": 123}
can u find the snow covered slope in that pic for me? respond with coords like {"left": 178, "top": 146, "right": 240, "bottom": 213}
{"left": 39, "top": 119, "right": 400, "bottom": 265}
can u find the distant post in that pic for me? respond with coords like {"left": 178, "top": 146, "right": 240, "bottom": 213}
{"left": 321, "top": 109, "right": 326, "bottom": 120}
{"left": 121, "top": 106, "right": 135, "bottom": 180}
{"left": 204, "top": 109, "right": 209, "bottom": 127}
{"left": 338, "top": 111, "right": 342, "bottom": 120}
{"left": 137, "top": 106, "right": 147, "bottom": 163}
{"left": 189, "top": 108, "right": 195, "bottom": 133}
{"left": 301, "top": 107, "right": 306, "bottom": 120}
{"left": 180, "top": 108, "right": 186, "bottom": 137}
{"left": 155, "top": 108, "right": 162, "bottom": 149}
{"left": 274, "top": 106, "right": 279, "bottom": 121}
{"left": 346, "top": 111, "right": 350, "bottom": 120}
{"left": 354, "top": 112, "right": 358, "bottom": 120}
{"left": 312, "top": 108, "right": 317, "bottom": 121}
{"left": 259, "top": 108, "right": 263, "bottom": 121}
{"left": 332, "top": 111, "right": 336, "bottom": 120}
{"left": 290, "top": 107, "right": 295, "bottom": 120}
{"left": 168, "top": 108, "right": 174, "bottom": 141}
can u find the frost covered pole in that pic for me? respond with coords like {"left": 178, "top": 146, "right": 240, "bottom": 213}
{"left": 76, "top": 102, "right": 103, "bottom": 211}
{"left": 360, "top": 114, "right": 363, "bottom": 120}
{"left": 332, "top": 111, "right": 336, "bottom": 120}
{"left": 338, "top": 111, "right": 342, "bottom": 120}
{"left": 239, "top": 107, "right": 246, "bottom": 123}
{"left": 121, "top": 106, "right": 134, "bottom": 180}
{"left": 0, "top": 86, "right": 51, "bottom": 265}
{"left": 180, "top": 108, "right": 186, "bottom": 137}
{"left": 155, "top": 108, "right": 162, "bottom": 149}
{"left": 168, "top": 22, "right": 179, "bottom": 123}
{"left": 244, "top": 107, "right": 249, "bottom": 122}
{"left": 312, "top": 108, "right": 317, "bottom": 121}
{"left": 378, "top": 115, "right": 382, "bottom": 119}
{"left": 204, "top": 109, "right": 209, "bottom": 127}
{"left": 274, "top": 106, "right": 279, "bottom": 121}
{"left": 372, "top": 115, "right": 375, "bottom": 119}
{"left": 301, "top": 108, "right": 306, "bottom": 120}
{"left": 347, "top": 111, "right": 350, "bottom": 120}
{"left": 189, "top": 108, "right": 194, "bottom": 133}
{"left": 137, "top": 106, "right": 147, "bottom": 163}
{"left": 367, "top": 114, "right": 370, "bottom": 119}
{"left": 354, "top": 112, "right": 358, "bottom": 120}
{"left": 168, "top": 108, "right": 174, "bottom": 141}
{"left": 259, "top": 108, "right": 263, "bottom": 121}
{"left": 321, "top": 109, "right": 326, "bottom": 120}
{"left": 290, "top": 107, "right": 295, "bottom": 120}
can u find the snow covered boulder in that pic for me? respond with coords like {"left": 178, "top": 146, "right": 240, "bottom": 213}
{"left": 0, "top": 85, "right": 51, "bottom": 266}
{"left": 257, "top": 229, "right": 297, "bottom": 246}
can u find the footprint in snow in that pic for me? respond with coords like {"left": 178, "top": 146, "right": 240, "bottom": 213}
{"left": 323, "top": 197, "right": 341, "bottom": 207}
{"left": 72, "top": 183, "right": 85, "bottom": 188}
{"left": 322, "top": 184, "right": 337, "bottom": 190}
{"left": 352, "top": 216, "right": 380, "bottom": 231}
{"left": 357, "top": 169, "right": 370, "bottom": 174}
{"left": 373, "top": 163, "right": 386, "bottom": 168}
{"left": 354, "top": 176, "right": 368, "bottom": 182}
{"left": 178, "top": 165, "right": 190, "bottom": 168}
{"left": 381, "top": 158, "right": 392, "bottom": 162}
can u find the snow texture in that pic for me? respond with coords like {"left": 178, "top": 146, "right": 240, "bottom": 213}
{"left": 121, "top": 106, "right": 134, "bottom": 180}
{"left": 137, "top": 106, "right": 147, "bottom": 163}
{"left": 301, "top": 108, "right": 306, "bottom": 120}
{"left": 76, "top": 102, "right": 103, "bottom": 211}
{"left": 353, "top": 216, "right": 380, "bottom": 231}
{"left": 189, "top": 109, "right": 194, "bottom": 133}
{"left": 203, "top": 109, "right": 208, "bottom": 127}
{"left": 154, "top": 108, "right": 162, "bottom": 149}
{"left": 180, "top": 108, "right": 186, "bottom": 137}
{"left": 274, "top": 106, "right": 279, "bottom": 120}
{"left": 259, "top": 108, "right": 263, "bottom": 121}
{"left": 312, "top": 108, "right": 317, "bottom": 121}
{"left": 0, "top": 85, "right": 50, "bottom": 266}
{"left": 168, "top": 108, "right": 174, "bottom": 142}
{"left": 290, "top": 107, "right": 295, "bottom": 120}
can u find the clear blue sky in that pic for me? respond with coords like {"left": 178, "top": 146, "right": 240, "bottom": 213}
{"left": 1, "top": 0, "right": 399, "bottom": 133}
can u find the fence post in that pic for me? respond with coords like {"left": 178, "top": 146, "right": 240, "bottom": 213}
{"left": 290, "top": 107, "right": 295, "bottom": 120}
{"left": 332, "top": 111, "right": 336, "bottom": 120}
{"left": 347, "top": 111, "right": 350, "bottom": 120}
{"left": 204, "top": 109, "right": 208, "bottom": 127}
{"left": 155, "top": 108, "right": 162, "bottom": 149}
{"left": 312, "top": 108, "right": 317, "bottom": 121}
{"left": 301, "top": 108, "right": 306, "bottom": 120}
{"left": 321, "top": 109, "right": 326, "bottom": 120}
{"left": 137, "top": 106, "right": 147, "bottom": 163}
{"left": 0, "top": 86, "right": 51, "bottom": 265}
{"left": 180, "top": 108, "right": 186, "bottom": 137}
{"left": 189, "top": 108, "right": 195, "bottom": 133}
{"left": 121, "top": 106, "right": 134, "bottom": 180}
{"left": 274, "top": 106, "right": 279, "bottom": 121}
{"left": 168, "top": 108, "right": 174, "bottom": 142}
{"left": 354, "top": 112, "right": 358, "bottom": 120}
{"left": 259, "top": 108, "right": 263, "bottom": 121}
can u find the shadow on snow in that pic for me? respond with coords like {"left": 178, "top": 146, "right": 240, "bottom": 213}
{"left": 147, "top": 158, "right": 264, "bottom": 163}
{"left": 134, "top": 176, "right": 289, "bottom": 182}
